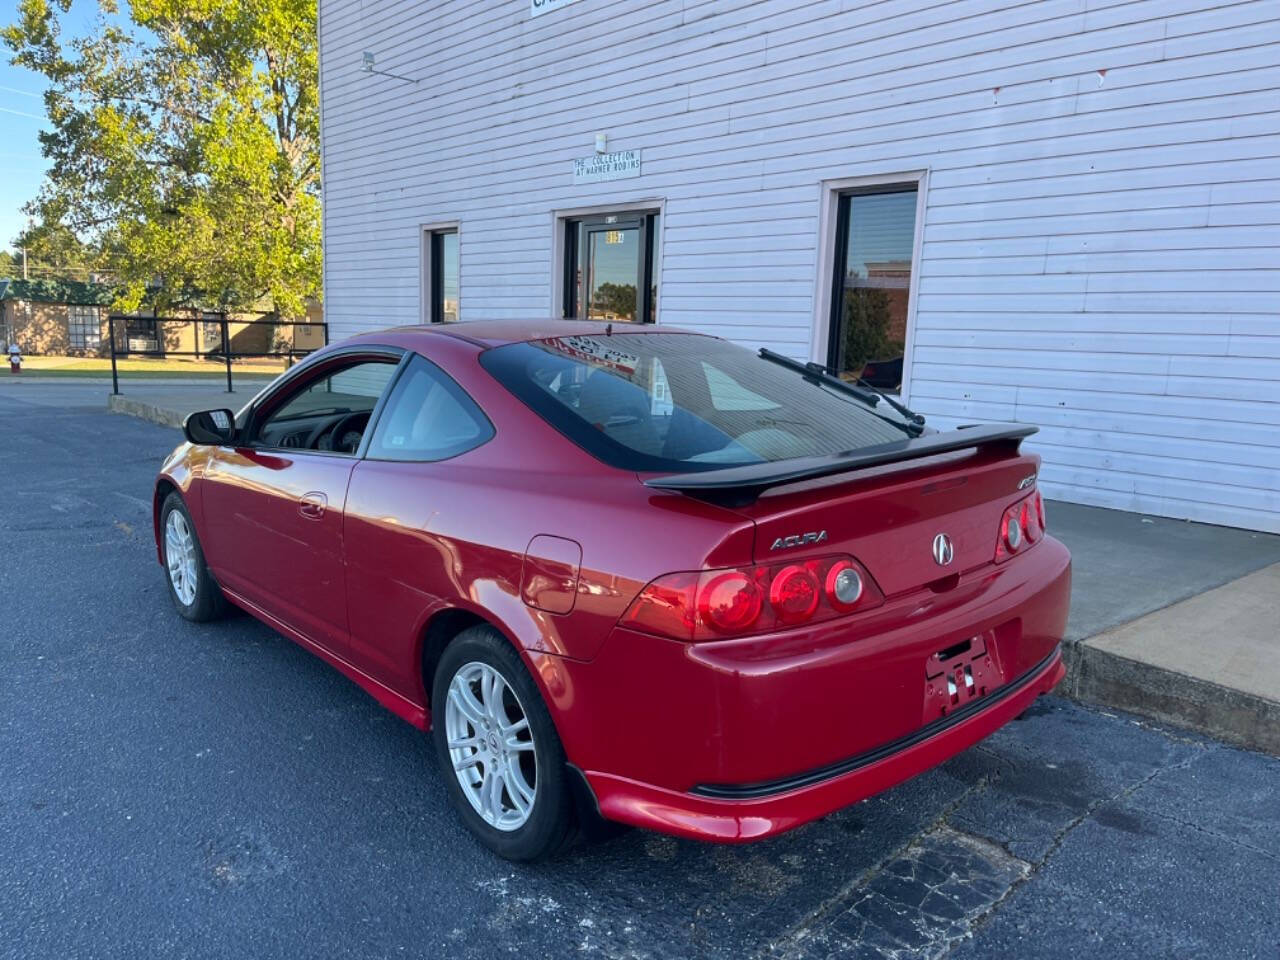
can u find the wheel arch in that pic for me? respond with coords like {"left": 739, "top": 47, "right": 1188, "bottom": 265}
{"left": 153, "top": 477, "right": 181, "bottom": 565}
{"left": 416, "top": 604, "right": 566, "bottom": 736}
{"left": 419, "top": 607, "right": 492, "bottom": 712}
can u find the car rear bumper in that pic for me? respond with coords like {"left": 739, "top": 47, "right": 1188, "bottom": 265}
{"left": 531, "top": 535, "right": 1071, "bottom": 841}
{"left": 579, "top": 647, "right": 1063, "bottom": 842}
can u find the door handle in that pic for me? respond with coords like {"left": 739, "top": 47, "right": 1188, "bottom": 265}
{"left": 299, "top": 491, "right": 327, "bottom": 520}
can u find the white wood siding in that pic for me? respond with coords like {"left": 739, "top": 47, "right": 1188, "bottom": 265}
{"left": 319, "top": 0, "right": 1280, "bottom": 533}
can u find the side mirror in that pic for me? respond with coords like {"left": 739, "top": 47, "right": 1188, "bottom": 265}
{"left": 183, "top": 408, "right": 237, "bottom": 446}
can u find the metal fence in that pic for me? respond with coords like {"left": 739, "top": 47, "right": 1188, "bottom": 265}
{"left": 107, "top": 314, "right": 328, "bottom": 395}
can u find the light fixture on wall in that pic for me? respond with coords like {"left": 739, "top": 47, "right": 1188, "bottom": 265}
{"left": 360, "top": 51, "right": 418, "bottom": 84}
{"left": 595, "top": 132, "right": 608, "bottom": 154}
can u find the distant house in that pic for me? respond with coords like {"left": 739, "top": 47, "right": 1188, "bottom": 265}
{"left": 0, "top": 278, "right": 114, "bottom": 355}
{"left": 0, "top": 278, "right": 325, "bottom": 358}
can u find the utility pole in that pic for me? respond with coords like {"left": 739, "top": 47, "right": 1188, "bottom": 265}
{"left": 21, "top": 218, "right": 32, "bottom": 280}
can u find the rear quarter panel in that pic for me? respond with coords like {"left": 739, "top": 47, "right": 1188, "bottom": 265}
{"left": 341, "top": 456, "right": 756, "bottom": 702}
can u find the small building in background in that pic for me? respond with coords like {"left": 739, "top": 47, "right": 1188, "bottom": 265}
{"left": 0, "top": 279, "right": 115, "bottom": 355}
{"left": 0, "top": 279, "right": 325, "bottom": 360}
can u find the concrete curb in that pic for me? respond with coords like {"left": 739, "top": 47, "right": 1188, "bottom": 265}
{"left": 107, "top": 394, "right": 185, "bottom": 429}
{"left": 1062, "top": 639, "right": 1280, "bottom": 756}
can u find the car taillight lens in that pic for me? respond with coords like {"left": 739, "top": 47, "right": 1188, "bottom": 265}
{"left": 995, "top": 490, "right": 1046, "bottom": 563}
{"left": 698, "top": 570, "right": 764, "bottom": 633}
{"left": 769, "top": 564, "right": 820, "bottom": 623}
{"left": 621, "top": 554, "right": 883, "bottom": 641}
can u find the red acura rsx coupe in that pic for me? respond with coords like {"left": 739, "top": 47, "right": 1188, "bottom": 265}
{"left": 154, "top": 320, "right": 1070, "bottom": 861}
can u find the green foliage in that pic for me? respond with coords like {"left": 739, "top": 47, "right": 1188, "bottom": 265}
{"left": 0, "top": 250, "right": 15, "bottom": 278}
{"left": 592, "top": 282, "right": 637, "bottom": 320}
{"left": 10, "top": 221, "right": 97, "bottom": 280}
{"left": 838, "top": 288, "right": 898, "bottom": 375}
{"left": 3, "top": 0, "right": 320, "bottom": 317}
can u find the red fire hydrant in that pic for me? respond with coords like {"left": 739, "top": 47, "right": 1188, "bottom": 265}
{"left": 7, "top": 343, "right": 21, "bottom": 374}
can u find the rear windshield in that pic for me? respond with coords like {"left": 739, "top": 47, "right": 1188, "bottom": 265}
{"left": 479, "top": 332, "right": 918, "bottom": 473}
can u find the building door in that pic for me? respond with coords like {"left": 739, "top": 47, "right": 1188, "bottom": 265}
{"left": 564, "top": 211, "right": 659, "bottom": 323}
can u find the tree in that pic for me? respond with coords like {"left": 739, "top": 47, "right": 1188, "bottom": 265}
{"left": 10, "top": 221, "right": 97, "bottom": 280}
{"left": 592, "top": 282, "right": 637, "bottom": 320}
{"left": 0, "top": 250, "right": 15, "bottom": 278}
{"left": 838, "top": 287, "right": 897, "bottom": 376}
{"left": 3, "top": 0, "right": 320, "bottom": 317}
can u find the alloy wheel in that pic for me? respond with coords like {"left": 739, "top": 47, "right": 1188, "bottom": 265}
{"left": 444, "top": 661, "right": 538, "bottom": 831}
{"left": 165, "top": 510, "right": 198, "bottom": 606}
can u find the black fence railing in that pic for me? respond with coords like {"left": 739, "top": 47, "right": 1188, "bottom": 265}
{"left": 107, "top": 313, "right": 329, "bottom": 395}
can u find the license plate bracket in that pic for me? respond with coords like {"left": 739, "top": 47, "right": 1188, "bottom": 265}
{"left": 922, "top": 632, "right": 1006, "bottom": 724}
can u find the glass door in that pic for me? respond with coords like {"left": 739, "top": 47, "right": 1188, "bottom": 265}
{"left": 564, "top": 211, "right": 659, "bottom": 323}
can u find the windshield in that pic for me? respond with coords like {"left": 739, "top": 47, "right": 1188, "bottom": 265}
{"left": 479, "top": 332, "right": 920, "bottom": 473}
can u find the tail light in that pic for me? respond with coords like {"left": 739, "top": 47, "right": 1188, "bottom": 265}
{"left": 621, "top": 554, "right": 884, "bottom": 642}
{"left": 995, "top": 490, "right": 1046, "bottom": 563}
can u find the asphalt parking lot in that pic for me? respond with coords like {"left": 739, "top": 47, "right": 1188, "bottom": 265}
{"left": 2, "top": 383, "right": 1278, "bottom": 960}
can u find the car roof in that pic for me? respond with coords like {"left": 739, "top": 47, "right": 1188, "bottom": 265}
{"left": 352, "top": 319, "right": 711, "bottom": 349}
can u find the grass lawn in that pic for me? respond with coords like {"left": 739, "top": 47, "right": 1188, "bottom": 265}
{"left": 17, "top": 356, "right": 285, "bottom": 379}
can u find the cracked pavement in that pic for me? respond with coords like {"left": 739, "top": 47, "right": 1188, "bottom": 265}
{"left": 2, "top": 385, "right": 1278, "bottom": 959}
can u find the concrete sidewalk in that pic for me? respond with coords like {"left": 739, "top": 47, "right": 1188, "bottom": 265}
{"left": 1046, "top": 501, "right": 1280, "bottom": 753}
{"left": 1067, "top": 563, "right": 1280, "bottom": 754}
{"left": 89, "top": 380, "right": 1280, "bottom": 754}
{"left": 105, "top": 385, "right": 267, "bottom": 428}
{"left": 0, "top": 375, "right": 271, "bottom": 427}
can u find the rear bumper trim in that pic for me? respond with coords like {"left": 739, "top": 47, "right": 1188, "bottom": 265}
{"left": 691, "top": 646, "right": 1060, "bottom": 800}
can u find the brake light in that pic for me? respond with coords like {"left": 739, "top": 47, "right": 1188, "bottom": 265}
{"left": 698, "top": 570, "right": 764, "bottom": 633}
{"left": 995, "top": 490, "right": 1046, "bottom": 563}
{"left": 621, "top": 554, "right": 884, "bottom": 641}
{"left": 770, "top": 564, "right": 820, "bottom": 623}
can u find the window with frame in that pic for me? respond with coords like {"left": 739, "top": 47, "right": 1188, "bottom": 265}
{"left": 563, "top": 210, "right": 660, "bottom": 323}
{"left": 425, "top": 228, "right": 459, "bottom": 323}
{"left": 68, "top": 304, "right": 102, "bottom": 350}
{"left": 827, "top": 186, "right": 919, "bottom": 392}
{"left": 253, "top": 358, "right": 399, "bottom": 454}
{"left": 125, "top": 317, "right": 160, "bottom": 353}
{"left": 365, "top": 354, "right": 494, "bottom": 461}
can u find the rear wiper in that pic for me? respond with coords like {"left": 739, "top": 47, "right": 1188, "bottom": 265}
{"left": 758, "top": 348, "right": 880, "bottom": 408}
{"left": 855, "top": 378, "right": 926, "bottom": 427}
{"left": 758, "top": 347, "right": 926, "bottom": 427}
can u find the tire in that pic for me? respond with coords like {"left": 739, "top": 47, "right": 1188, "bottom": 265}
{"left": 431, "top": 625, "right": 575, "bottom": 861}
{"left": 160, "top": 491, "right": 226, "bottom": 622}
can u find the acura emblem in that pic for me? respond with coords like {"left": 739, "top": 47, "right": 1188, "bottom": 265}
{"left": 932, "top": 533, "right": 955, "bottom": 566}
{"left": 770, "top": 530, "right": 828, "bottom": 551}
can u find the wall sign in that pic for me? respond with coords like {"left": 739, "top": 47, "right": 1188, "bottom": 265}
{"left": 573, "top": 150, "right": 641, "bottom": 184}
{"left": 531, "top": 0, "right": 585, "bottom": 17}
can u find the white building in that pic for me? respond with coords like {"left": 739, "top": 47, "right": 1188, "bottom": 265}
{"left": 318, "top": 0, "right": 1280, "bottom": 533}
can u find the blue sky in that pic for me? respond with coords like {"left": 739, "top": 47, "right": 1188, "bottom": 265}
{"left": 0, "top": 1, "right": 124, "bottom": 253}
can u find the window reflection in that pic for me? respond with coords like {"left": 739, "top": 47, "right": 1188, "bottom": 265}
{"left": 832, "top": 189, "right": 917, "bottom": 391}
{"left": 587, "top": 227, "right": 639, "bottom": 321}
{"left": 565, "top": 212, "right": 659, "bottom": 323}
{"left": 440, "top": 232, "right": 459, "bottom": 323}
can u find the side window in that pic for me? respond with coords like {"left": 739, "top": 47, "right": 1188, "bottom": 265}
{"left": 365, "top": 354, "right": 494, "bottom": 461}
{"left": 253, "top": 359, "right": 398, "bottom": 452}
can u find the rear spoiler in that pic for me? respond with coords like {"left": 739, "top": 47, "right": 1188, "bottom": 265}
{"left": 644, "top": 423, "right": 1037, "bottom": 499}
